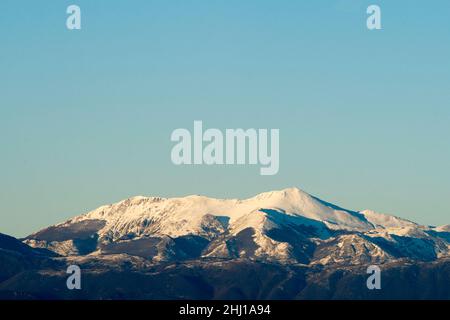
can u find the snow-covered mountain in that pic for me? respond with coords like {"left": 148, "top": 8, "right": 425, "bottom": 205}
{"left": 24, "top": 187, "right": 450, "bottom": 265}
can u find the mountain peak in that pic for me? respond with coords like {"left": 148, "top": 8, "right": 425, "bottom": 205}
{"left": 251, "top": 187, "right": 308, "bottom": 200}
{"left": 23, "top": 187, "right": 449, "bottom": 265}
{"left": 435, "top": 224, "right": 450, "bottom": 232}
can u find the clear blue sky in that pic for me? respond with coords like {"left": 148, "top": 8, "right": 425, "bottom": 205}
{"left": 1, "top": 0, "right": 449, "bottom": 237}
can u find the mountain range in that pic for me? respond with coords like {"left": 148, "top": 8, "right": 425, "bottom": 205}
{"left": 1, "top": 187, "right": 449, "bottom": 299}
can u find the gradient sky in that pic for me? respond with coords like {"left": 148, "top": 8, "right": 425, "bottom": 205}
{"left": 1, "top": 0, "right": 450, "bottom": 237}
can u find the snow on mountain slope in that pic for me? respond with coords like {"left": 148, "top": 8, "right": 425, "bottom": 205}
{"left": 313, "top": 234, "right": 393, "bottom": 266}
{"left": 24, "top": 187, "right": 449, "bottom": 264}
{"left": 363, "top": 225, "right": 450, "bottom": 260}
{"left": 360, "top": 209, "right": 417, "bottom": 229}
{"left": 44, "top": 187, "right": 373, "bottom": 242}
{"left": 435, "top": 225, "right": 450, "bottom": 232}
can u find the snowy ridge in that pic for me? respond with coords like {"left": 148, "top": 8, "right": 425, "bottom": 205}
{"left": 360, "top": 209, "right": 417, "bottom": 229}
{"left": 435, "top": 224, "right": 450, "bottom": 232}
{"left": 25, "top": 187, "right": 450, "bottom": 265}
{"left": 57, "top": 187, "right": 375, "bottom": 240}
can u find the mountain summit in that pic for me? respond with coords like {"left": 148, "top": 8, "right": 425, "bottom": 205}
{"left": 24, "top": 187, "right": 449, "bottom": 265}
